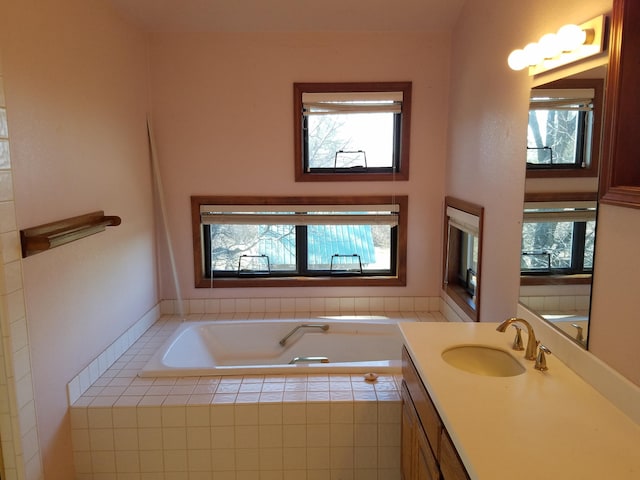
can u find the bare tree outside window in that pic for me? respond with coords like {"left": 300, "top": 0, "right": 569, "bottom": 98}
{"left": 307, "top": 112, "right": 394, "bottom": 169}
{"left": 210, "top": 225, "right": 297, "bottom": 272}
{"left": 527, "top": 109, "right": 580, "bottom": 165}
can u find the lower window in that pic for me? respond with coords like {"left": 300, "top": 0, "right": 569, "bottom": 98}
{"left": 191, "top": 196, "right": 407, "bottom": 287}
{"left": 521, "top": 221, "right": 594, "bottom": 274}
{"left": 520, "top": 194, "right": 596, "bottom": 285}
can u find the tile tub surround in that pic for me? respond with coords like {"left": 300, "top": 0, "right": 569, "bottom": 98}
{"left": 159, "top": 296, "right": 441, "bottom": 316}
{"left": 71, "top": 377, "right": 403, "bottom": 480}
{"left": 68, "top": 314, "right": 445, "bottom": 479}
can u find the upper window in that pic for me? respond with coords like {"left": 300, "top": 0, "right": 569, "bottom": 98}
{"left": 294, "top": 82, "right": 412, "bottom": 182}
{"left": 191, "top": 195, "right": 407, "bottom": 288}
{"left": 526, "top": 79, "right": 603, "bottom": 178}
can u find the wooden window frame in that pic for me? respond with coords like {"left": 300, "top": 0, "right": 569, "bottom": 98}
{"left": 191, "top": 195, "right": 408, "bottom": 288}
{"left": 294, "top": 81, "right": 412, "bottom": 182}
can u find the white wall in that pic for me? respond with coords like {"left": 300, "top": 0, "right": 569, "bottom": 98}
{"left": 0, "top": 0, "right": 158, "bottom": 477}
{"left": 148, "top": 31, "right": 451, "bottom": 301}
{"left": 589, "top": 204, "right": 640, "bottom": 386}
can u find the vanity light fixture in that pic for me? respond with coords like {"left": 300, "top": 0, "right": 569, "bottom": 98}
{"left": 508, "top": 15, "right": 606, "bottom": 75}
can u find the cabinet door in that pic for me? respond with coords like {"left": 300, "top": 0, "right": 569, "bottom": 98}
{"left": 402, "top": 382, "right": 440, "bottom": 480}
{"left": 415, "top": 420, "right": 440, "bottom": 480}
{"left": 402, "top": 348, "right": 442, "bottom": 453}
{"left": 401, "top": 385, "right": 415, "bottom": 480}
{"left": 440, "top": 430, "right": 470, "bottom": 480}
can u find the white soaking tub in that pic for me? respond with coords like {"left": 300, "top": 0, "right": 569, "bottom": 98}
{"left": 139, "top": 317, "right": 407, "bottom": 377}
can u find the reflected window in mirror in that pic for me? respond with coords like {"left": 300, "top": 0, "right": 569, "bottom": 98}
{"left": 520, "top": 193, "right": 596, "bottom": 347}
{"left": 520, "top": 192, "right": 596, "bottom": 287}
{"left": 522, "top": 205, "right": 595, "bottom": 275}
{"left": 443, "top": 197, "right": 483, "bottom": 322}
{"left": 526, "top": 79, "right": 603, "bottom": 179}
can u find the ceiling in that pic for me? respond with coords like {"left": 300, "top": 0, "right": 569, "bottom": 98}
{"left": 107, "top": 0, "right": 465, "bottom": 32}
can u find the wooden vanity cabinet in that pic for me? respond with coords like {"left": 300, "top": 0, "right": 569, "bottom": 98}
{"left": 402, "top": 347, "right": 470, "bottom": 480}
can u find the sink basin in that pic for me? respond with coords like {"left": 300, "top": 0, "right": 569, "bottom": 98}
{"left": 442, "top": 345, "right": 526, "bottom": 377}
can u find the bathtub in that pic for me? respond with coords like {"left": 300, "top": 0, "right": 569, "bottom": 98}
{"left": 139, "top": 317, "right": 407, "bottom": 377}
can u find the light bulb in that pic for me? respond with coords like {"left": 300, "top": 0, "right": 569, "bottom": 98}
{"left": 507, "top": 49, "right": 528, "bottom": 71}
{"left": 538, "top": 33, "right": 562, "bottom": 58}
{"left": 523, "top": 42, "right": 543, "bottom": 66}
{"left": 557, "top": 24, "right": 586, "bottom": 51}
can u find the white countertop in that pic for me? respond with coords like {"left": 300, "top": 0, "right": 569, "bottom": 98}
{"left": 400, "top": 322, "right": 640, "bottom": 480}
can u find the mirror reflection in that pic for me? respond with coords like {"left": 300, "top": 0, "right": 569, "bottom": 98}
{"left": 443, "top": 196, "right": 484, "bottom": 322}
{"left": 519, "top": 66, "right": 606, "bottom": 348}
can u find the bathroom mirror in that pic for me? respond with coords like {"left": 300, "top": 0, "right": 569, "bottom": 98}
{"left": 519, "top": 65, "right": 607, "bottom": 348}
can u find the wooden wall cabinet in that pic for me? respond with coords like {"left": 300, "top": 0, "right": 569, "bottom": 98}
{"left": 599, "top": 0, "right": 640, "bottom": 209}
{"left": 402, "top": 347, "right": 470, "bottom": 480}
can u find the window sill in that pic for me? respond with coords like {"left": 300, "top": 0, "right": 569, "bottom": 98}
{"left": 196, "top": 275, "right": 406, "bottom": 288}
{"left": 443, "top": 284, "right": 477, "bottom": 322}
{"left": 295, "top": 171, "right": 409, "bottom": 182}
{"left": 520, "top": 274, "right": 592, "bottom": 286}
{"left": 525, "top": 167, "right": 598, "bottom": 179}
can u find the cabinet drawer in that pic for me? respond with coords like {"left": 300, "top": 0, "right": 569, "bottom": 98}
{"left": 402, "top": 347, "right": 442, "bottom": 456}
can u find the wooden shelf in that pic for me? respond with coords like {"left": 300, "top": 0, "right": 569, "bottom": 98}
{"left": 20, "top": 211, "right": 121, "bottom": 258}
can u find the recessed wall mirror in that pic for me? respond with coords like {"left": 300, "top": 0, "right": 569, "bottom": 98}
{"left": 519, "top": 65, "right": 607, "bottom": 348}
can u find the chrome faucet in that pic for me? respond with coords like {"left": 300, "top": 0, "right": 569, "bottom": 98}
{"left": 496, "top": 317, "right": 538, "bottom": 360}
{"left": 535, "top": 345, "right": 552, "bottom": 371}
{"left": 571, "top": 323, "right": 585, "bottom": 343}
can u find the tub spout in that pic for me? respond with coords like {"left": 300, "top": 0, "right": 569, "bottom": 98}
{"left": 289, "top": 356, "right": 330, "bottom": 364}
{"left": 279, "top": 324, "right": 330, "bottom": 346}
{"left": 496, "top": 317, "right": 538, "bottom": 360}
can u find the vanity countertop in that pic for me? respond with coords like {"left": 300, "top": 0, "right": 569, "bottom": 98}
{"left": 399, "top": 322, "right": 640, "bottom": 480}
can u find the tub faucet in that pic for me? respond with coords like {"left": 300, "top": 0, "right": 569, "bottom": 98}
{"left": 279, "top": 323, "right": 330, "bottom": 346}
{"left": 496, "top": 317, "right": 538, "bottom": 360}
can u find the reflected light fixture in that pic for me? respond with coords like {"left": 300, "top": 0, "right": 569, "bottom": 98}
{"left": 508, "top": 15, "right": 606, "bottom": 75}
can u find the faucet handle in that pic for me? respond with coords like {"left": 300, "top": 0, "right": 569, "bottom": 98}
{"left": 535, "top": 344, "right": 551, "bottom": 371}
{"left": 511, "top": 325, "right": 524, "bottom": 351}
{"left": 571, "top": 323, "right": 585, "bottom": 343}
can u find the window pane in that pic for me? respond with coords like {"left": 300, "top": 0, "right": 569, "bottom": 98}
{"left": 307, "top": 112, "right": 395, "bottom": 169}
{"left": 584, "top": 220, "right": 595, "bottom": 269}
{"left": 458, "top": 231, "right": 478, "bottom": 276}
{"left": 527, "top": 110, "right": 579, "bottom": 165}
{"left": 521, "top": 221, "right": 574, "bottom": 270}
{"left": 210, "top": 224, "right": 296, "bottom": 272}
{"left": 306, "top": 224, "right": 391, "bottom": 272}
{"left": 457, "top": 230, "right": 478, "bottom": 295}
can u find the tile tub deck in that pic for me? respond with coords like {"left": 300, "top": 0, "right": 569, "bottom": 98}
{"left": 70, "top": 312, "right": 443, "bottom": 479}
